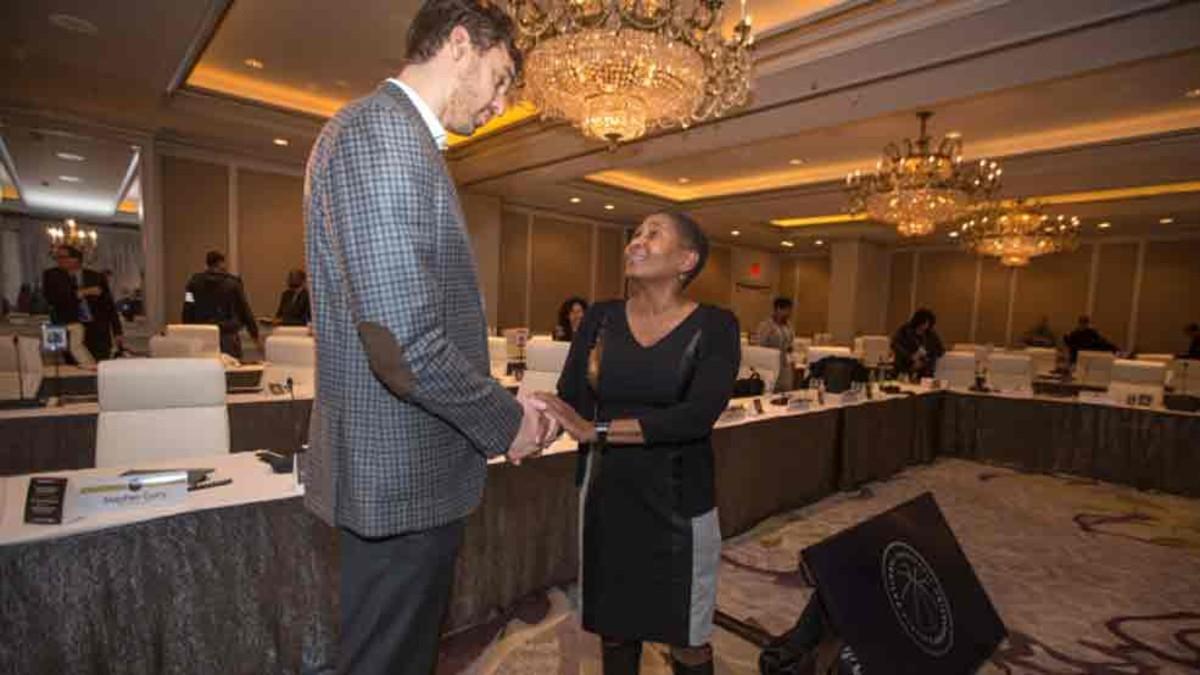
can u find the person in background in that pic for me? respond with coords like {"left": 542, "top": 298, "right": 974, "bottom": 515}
{"left": 42, "top": 245, "right": 124, "bottom": 361}
{"left": 182, "top": 250, "right": 260, "bottom": 359}
{"left": 536, "top": 211, "right": 739, "bottom": 675}
{"left": 553, "top": 296, "right": 588, "bottom": 342}
{"left": 755, "top": 297, "right": 795, "bottom": 392}
{"left": 1063, "top": 315, "right": 1117, "bottom": 365}
{"left": 891, "top": 308, "right": 945, "bottom": 379}
{"left": 16, "top": 283, "right": 33, "bottom": 314}
{"left": 273, "top": 268, "right": 311, "bottom": 326}
{"left": 1022, "top": 315, "right": 1057, "bottom": 348}
{"left": 1181, "top": 323, "right": 1200, "bottom": 359}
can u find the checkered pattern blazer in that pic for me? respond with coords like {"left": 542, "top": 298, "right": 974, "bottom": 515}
{"left": 303, "top": 81, "right": 523, "bottom": 537}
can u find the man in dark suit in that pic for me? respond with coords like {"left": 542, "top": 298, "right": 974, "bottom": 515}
{"left": 42, "top": 244, "right": 123, "bottom": 362}
{"left": 182, "top": 250, "right": 260, "bottom": 359}
{"left": 272, "top": 268, "right": 311, "bottom": 326}
{"left": 303, "top": 3, "right": 552, "bottom": 673}
{"left": 1063, "top": 315, "right": 1117, "bottom": 365}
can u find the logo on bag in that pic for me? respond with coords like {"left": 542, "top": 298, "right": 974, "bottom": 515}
{"left": 881, "top": 541, "right": 953, "bottom": 656}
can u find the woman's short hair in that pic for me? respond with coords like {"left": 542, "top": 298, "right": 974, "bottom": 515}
{"left": 910, "top": 308, "right": 937, "bottom": 328}
{"left": 655, "top": 211, "right": 709, "bottom": 288}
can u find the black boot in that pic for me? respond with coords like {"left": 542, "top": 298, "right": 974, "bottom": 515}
{"left": 670, "top": 655, "right": 714, "bottom": 675}
{"left": 601, "top": 639, "right": 642, "bottom": 675}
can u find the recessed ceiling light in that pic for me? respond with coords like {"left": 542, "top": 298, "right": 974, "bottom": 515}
{"left": 730, "top": 229, "right": 740, "bottom": 237}
{"left": 1186, "top": 88, "right": 1200, "bottom": 99}
{"left": 48, "top": 13, "right": 98, "bottom": 35}
{"left": 946, "top": 131, "right": 963, "bottom": 140}
{"left": 814, "top": 239, "right": 825, "bottom": 246}
{"left": 781, "top": 240, "right": 795, "bottom": 248}
{"left": 1097, "top": 221, "right": 1112, "bottom": 229}
{"left": 1159, "top": 217, "right": 1174, "bottom": 224}
{"left": 604, "top": 204, "right": 615, "bottom": 211}
{"left": 788, "top": 158, "right": 804, "bottom": 166}
{"left": 58, "top": 175, "right": 82, "bottom": 183}
{"left": 55, "top": 152, "right": 85, "bottom": 162}
{"left": 569, "top": 196, "right": 582, "bottom": 204}
{"left": 243, "top": 58, "right": 265, "bottom": 70}
{"left": 677, "top": 177, "right": 690, "bottom": 184}
{"left": 948, "top": 231, "right": 960, "bottom": 238}
{"left": 273, "top": 138, "right": 289, "bottom": 147}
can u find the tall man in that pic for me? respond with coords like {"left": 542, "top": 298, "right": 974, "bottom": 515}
{"left": 42, "top": 244, "right": 123, "bottom": 362}
{"left": 303, "top": 2, "right": 548, "bottom": 673}
{"left": 182, "top": 250, "right": 260, "bottom": 358}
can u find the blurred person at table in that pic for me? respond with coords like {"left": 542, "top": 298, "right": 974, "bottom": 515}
{"left": 42, "top": 244, "right": 124, "bottom": 362}
{"left": 1021, "top": 315, "right": 1057, "bottom": 348}
{"left": 891, "top": 308, "right": 945, "bottom": 379}
{"left": 755, "top": 296, "right": 795, "bottom": 392}
{"left": 553, "top": 296, "right": 588, "bottom": 342}
{"left": 1181, "top": 322, "right": 1200, "bottom": 359}
{"left": 182, "top": 250, "right": 260, "bottom": 359}
{"left": 535, "top": 211, "right": 739, "bottom": 675}
{"left": 273, "top": 268, "right": 311, "bottom": 327}
{"left": 302, "top": 2, "right": 553, "bottom": 674}
{"left": 1063, "top": 315, "right": 1117, "bottom": 365}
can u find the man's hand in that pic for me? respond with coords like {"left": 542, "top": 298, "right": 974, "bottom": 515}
{"left": 506, "top": 394, "right": 558, "bottom": 465}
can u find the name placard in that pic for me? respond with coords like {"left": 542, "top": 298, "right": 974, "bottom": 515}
{"left": 25, "top": 477, "right": 68, "bottom": 524}
{"left": 74, "top": 471, "right": 188, "bottom": 516}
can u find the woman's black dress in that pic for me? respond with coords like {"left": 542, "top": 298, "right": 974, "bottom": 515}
{"left": 557, "top": 300, "right": 739, "bottom": 646}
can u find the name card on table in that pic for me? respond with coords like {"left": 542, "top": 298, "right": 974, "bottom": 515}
{"left": 25, "top": 477, "right": 68, "bottom": 524}
{"left": 74, "top": 471, "right": 188, "bottom": 517}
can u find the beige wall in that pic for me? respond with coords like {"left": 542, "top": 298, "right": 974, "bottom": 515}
{"left": 461, "top": 192, "right": 503, "bottom": 329}
{"left": 791, "top": 256, "right": 830, "bottom": 337}
{"left": 730, "top": 246, "right": 781, "bottom": 335}
{"left": 687, "top": 244, "right": 733, "bottom": 309}
{"left": 497, "top": 210, "right": 528, "bottom": 331}
{"left": 595, "top": 227, "right": 626, "bottom": 301}
{"left": 885, "top": 237, "right": 1200, "bottom": 352}
{"left": 237, "top": 168, "right": 304, "bottom": 319}
{"left": 530, "top": 215, "right": 594, "bottom": 333}
{"left": 161, "top": 156, "right": 228, "bottom": 322}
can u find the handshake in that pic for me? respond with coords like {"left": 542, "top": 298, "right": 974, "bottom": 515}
{"left": 505, "top": 392, "right": 595, "bottom": 465}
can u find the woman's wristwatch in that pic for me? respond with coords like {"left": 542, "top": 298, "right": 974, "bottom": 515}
{"left": 593, "top": 420, "right": 610, "bottom": 444}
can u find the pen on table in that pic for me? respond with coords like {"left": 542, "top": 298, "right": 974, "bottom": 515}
{"left": 188, "top": 478, "right": 233, "bottom": 492}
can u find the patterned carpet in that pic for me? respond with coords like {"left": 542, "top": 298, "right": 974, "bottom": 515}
{"left": 439, "top": 459, "right": 1200, "bottom": 674}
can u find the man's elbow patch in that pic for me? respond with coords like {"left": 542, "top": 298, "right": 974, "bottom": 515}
{"left": 357, "top": 321, "right": 414, "bottom": 397}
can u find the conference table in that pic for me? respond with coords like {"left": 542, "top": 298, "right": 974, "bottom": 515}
{"left": 1, "top": 386, "right": 1197, "bottom": 673}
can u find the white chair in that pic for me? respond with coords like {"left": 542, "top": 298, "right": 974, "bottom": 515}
{"left": 1023, "top": 347, "right": 1058, "bottom": 378}
{"left": 516, "top": 370, "right": 560, "bottom": 398}
{"left": 813, "top": 332, "right": 834, "bottom": 346}
{"left": 792, "top": 337, "right": 812, "bottom": 362}
{"left": 741, "top": 345, "right": 781, "bottom": 393}
{"left": 264, "top": 335, "right": 316, "bottom": 390}
{"left": 853, "top": 335, "right": 891, "bottom": 367}
{"left": 516, "top": 340, "right": 571, "bottom": 398}
{"left": 1075, "top": 351, "right": 1116, "bottom": 388}
{"left": 1135, "top": 353, "right": 1174, "bottom": 365}
{"left": 0, "top": 335, "right": 43, "bottom": 399}
{"left": 935, "top": 351, "right": 976, "bottom": 390}
{"left": 1168, "top": 359, "right": 1200, "bottom": 395}
{"left": 1108, "top": 359, "right": 1166, "bottom": 407}
{"left": 149, "top": 334, "right": 202, "bottom": 359}
{"left": 953, "top": 343, "right": 993, "bottom": 371}
{"left": 806, "top": 345, "right": 853, "bottom": 366}
{"left": 502, "top": 328, "right": 529, "bottom": 361}
{"left": 166, "top": 324, "right": 221, "bottom": 358}
{"left": 488, "top": 336, "right": 508, "bottom": 378}
{"left": 95, "top": 358, "right": 230, "bottom": 467}
{"left": 271, "top": 325, "right": 310, "bottom": 337}
{"left": 987, "top": 353, "right": 1034, "bottom": 393}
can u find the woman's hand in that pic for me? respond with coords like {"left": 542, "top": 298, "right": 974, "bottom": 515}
{"left": 532, "top": 392, "right": 597, "bottom": 444}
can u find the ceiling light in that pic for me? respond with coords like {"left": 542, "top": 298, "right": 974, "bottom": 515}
{"left": 243, "top": 58, "right": 265, "bottom": 70}
{"left": 730, "top": 229, "right": 740, "bottom": 237}
{"left": 506, "top": 0, "right": 752, "bottom": 146}
{"left": 604, "top": 204, "right": 615, "bottom": 211}
{"left": 1186, "top": 88, "right": 1200, "bottom": 99}
{"left": 956, "top": 201, "right": 1081, "bottom": 267}
{"left": 48, "top": 13, "right": 98, "bottom": 35}
{"left": 58, "top": 175, "right": 82, "bottom": 183}
{"left": 781, "top": 240, "right": 795, "bottom": 248}
{"left": 1097, "top": 221, "right": 1112, "bottom": 229}
{"left": 1159, "top": 217, "right": 1174, "bottom": 224}
{"left": 948, "top": 231, "right": 960, "bottom": 238}
{"left": 945, "top": 131, "right": 962, "bottom": 140}
{"left": 814, "top": 239, "right": 825, "bottom": 246}
{"left": 677, "top": 177, "right": 690, "bottom": 184}
{"left": 788, "top": 158, "right": 805, "bottom": 166}
{"left": 569, "top": 196, "right": 582, "bottom": 204}
{"left": 273, "top": 138, "right": 289, "bottom": 147}
{"left": 55, "top": 152, "right": 85, "bottom": 162}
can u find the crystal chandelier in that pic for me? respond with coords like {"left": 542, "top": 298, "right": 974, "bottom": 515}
{"left": 503, "top": 0, "right": 754, "bottom": 147}
{"left": 46, "top": 218, "right": 98, "bottom": 254}
{"left": 846, "top": 111, "right": 1001, "bottom": 237}
{"left": 955, "top": 200, "right": 1081, "bottom": 267}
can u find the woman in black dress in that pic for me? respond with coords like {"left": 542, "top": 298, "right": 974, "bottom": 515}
{"left": 537, "top": 211, "right": 740, "bottom": 674}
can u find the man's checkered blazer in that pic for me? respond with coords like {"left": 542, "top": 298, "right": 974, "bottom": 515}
{"left": 303, "top": 81, "right": 523, "bottom": 537}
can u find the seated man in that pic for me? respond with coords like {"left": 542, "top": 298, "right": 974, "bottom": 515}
{"left": 1182, "top": 323, "right": 1200, "bottom": 359}
{"left": 1063, "top": 315, "right": 1117, "bottom": 365}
